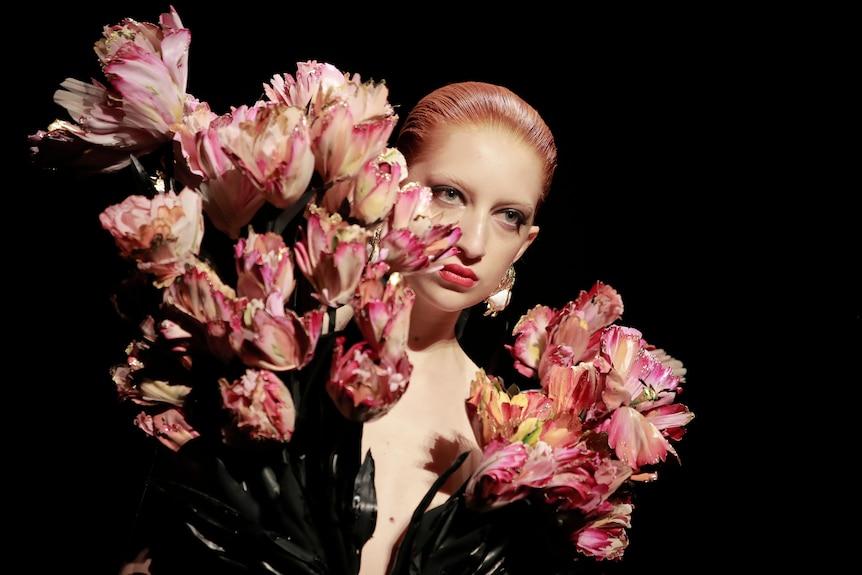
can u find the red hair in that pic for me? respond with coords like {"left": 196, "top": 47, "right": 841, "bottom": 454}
{"left": 396, "top": 81, "right": 557, "bottom": 206}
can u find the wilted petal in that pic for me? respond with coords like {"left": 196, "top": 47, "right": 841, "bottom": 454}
{"left": 174, "top": 106, "right": 265, "bottom": 238}
{"left": 219, "top": 369, "right": 296, "bottom": 443}
{"left": 218, "top": 103, "right": 315, "bottom": 210}
{"left": 30, "top": 7, "right": 193, "bottom": 174}
{"left": 326, "top": 337, "right": 411, "bottom": 422}
{"left": 99, "top": 187, "right": 204, "bottom": 286}
{"left": 294, "top": 206, "right": 369, "bottom": 307}
{"left": 234, "top": 229, "right": 296, "bottom": 305}
{"left": 230, "top": 298, "right": 319, "bottom": 372}
{"left": 310, "top": 79, "right": 397, "bottom": 184}
{"left": 570, "top": 501, "right": 632, "bottom": 560}
{"left": 134, "top": 408, "right": 199, "bottom": 452}
{"left": 605, "top": 406, "right": 670, "bottom": 469}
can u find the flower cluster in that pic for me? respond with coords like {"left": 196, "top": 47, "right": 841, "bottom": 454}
{"left": 463, "top": 281, "right": 693, "bottom": 560}
{"left": 32, "top": 7, "right": 462, "bottom": 452}
{"left": 30, "top": 6, "right": 694, "bottom": 574}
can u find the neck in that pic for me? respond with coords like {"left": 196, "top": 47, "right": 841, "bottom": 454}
{"left": 406, "top": 300, "right": 463, "bottom": 353}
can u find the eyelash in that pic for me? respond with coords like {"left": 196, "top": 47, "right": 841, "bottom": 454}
{"left": 429, "top": 185, "right": 527, "bottom": 229}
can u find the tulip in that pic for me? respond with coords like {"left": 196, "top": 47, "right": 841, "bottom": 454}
{"left": 30, "top": 6, "right": 194, "bottom": 174}
{"left": 218, "top": 103, "right": 316, "bottom": 211}
{"left": 220, "top": 369, "right": 296, "bottom": 443}
{"left": 99, "top": 187, "right": 204, "bottom": 287}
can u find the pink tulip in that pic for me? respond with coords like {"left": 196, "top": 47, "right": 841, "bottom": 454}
{"left": 326, "top": 337, "right": 412, "bottom": 423}
{"left": 99, "top": 187, "right": 204, "bottom": 287}
{"left": 351, "top": 273, "right": 414, "bottom": 362}
{"left": 264, "top": 61, "right": 350, "bottom": 111}
{"left": 309, "top": 77, "right": 397, "bottom": 184}
{"left": 294, "top": 206, "right": 368, "bottom": 307}
{"left": 234, "top": 229, "right": 297, "bottom": 305}
{"left": 220, "top": 369, "right": 296, "bottom": 443}
{"left": 174, "top": 105, "right": 266, "bottom": 239}
{"left": 218, "top": 103, "right": 315, "bottom": 210}
{"left": 134, "top": 408, "right": 200, "bottom": 452}
{"left": 372, "top": 183, "right": 462, "bottom": 275}
{"left": 30, "top": 7, "right": 194, "bottom": 174}
{"left": 230, "top": 301, "right": 321, "bottom": 372}
{"left": 322, "top": 147, "right": 406, "bottom": 224}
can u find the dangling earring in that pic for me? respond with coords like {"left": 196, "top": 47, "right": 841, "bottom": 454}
{"left": 368, "top": 222, "right": 384, "bottom": 262}
{"left": 484, "top": 265, "right": 515, "bottom": 317}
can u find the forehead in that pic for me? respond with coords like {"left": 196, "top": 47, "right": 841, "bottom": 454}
{"left": 410, "top": 125, "right": 544, "bottom": 207}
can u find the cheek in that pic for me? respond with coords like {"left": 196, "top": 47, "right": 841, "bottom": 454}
{"left": 484, "top": 239, "right": 524, "bottom": 280}
{"left": 429, "top": 204, "right": 462, "bottom": 227}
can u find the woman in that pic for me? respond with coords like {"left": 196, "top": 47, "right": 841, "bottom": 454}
{"left": 115, "top": 80, "right": 557, "bottom": 575}
{"left": 358, "top": 81, "right": 557, "bottom": 575}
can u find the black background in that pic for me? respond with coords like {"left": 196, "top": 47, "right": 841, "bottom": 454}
{"left": 16, "top": 2, "right": 857, "bottom": 573}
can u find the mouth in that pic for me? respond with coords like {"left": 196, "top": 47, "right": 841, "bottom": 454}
{"left": 439, "top": 263, "right": 478, "bottom": 288}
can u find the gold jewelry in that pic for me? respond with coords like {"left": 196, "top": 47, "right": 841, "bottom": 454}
{"left": 368, "top": 222, "right": 384, "bottom": 262}
{"left": 484, "top": 265, "right": 515, "bottom": 317}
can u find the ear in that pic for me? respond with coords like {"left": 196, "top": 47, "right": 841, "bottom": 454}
{"left": 513, "top": 224, "right": 539, "bottom": 262}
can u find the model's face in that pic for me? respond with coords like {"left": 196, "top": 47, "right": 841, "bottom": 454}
{"left": 405, "top": 124, "right": 543, "bottom": 314}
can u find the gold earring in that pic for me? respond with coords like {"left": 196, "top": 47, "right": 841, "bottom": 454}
{"left": 484, "top": 265, "right": 515, "bottom": 317}
{"left": 368, "top": 222, "right": 384, "bottom": 262}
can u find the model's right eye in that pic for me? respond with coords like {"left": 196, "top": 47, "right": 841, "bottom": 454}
{"left": 430, "top": 185, "right": 464, "bottom": 206}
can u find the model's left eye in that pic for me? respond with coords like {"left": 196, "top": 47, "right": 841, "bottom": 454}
{"left": 498, "top": 208, "right": 527, "bottom": 229}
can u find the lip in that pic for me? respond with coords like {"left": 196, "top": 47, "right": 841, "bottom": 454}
{"left": 439, "top": 263, "right": 478, "bottom": 288}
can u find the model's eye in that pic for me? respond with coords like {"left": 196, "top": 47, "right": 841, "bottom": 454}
{"left": 497, "top": 208, "right": 527, "bottom": 230}
{"left": 503, "top": 209, "right": 526, "bottom": 226}
{"left": 430, "top": 185, "right": 464, "bottom": 206}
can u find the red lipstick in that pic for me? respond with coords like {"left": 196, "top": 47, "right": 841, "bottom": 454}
{"left": 439, "top": 263, "right": 478, "bottom": 288}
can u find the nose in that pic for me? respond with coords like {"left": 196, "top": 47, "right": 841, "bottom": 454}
{"left": 454, "top": 210, "right": 488, "bottom": 260}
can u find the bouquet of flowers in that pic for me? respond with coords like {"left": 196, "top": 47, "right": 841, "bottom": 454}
{"left": 29, "top": 7, "right": 694, "bottom": 574}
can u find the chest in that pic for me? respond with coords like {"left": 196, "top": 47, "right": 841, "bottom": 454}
{"left": 360, "top": 366, "right": 482, "bottom": 516}
{"left": 356, "top": 352, "right": 485, "bottom": 573}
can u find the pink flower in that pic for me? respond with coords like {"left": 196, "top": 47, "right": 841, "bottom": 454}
{"left": 29, "top": 7, "right": 194, "bottom": 174}
{"left": 294, "top": 205, "right": 368, "bottom": 307}
{"left": 134, "top": 408, "right": 200, "bottom": 452}
{"left": 569, "top": 501, "right": 633, "bottom": 560}
{"left": 596, "top": 326, "right": 694, "bottom": 470}
{"left": 507, "top": 281, "right": 624, "bottom": 383}
{"left": 234, "top": 229, "right": 297, "bottom": 306}
{"left": 173, "top": 105, "right": 266, "bottom": 239}
{"left": 371, "top": 183, "right": 461, "bottom": 275}
{"left": 99, "top": 187, "right": 204, "bottom": 287}
{"left": 465, "top": 439, "right": 557, "bottom": 511}
{"left": 308, "top": 73, "right": 397, "bottom": 184}
{"left": 264, "top": 61, "right": 349, "bottom": 110}
{"left": 322, "top": 147, "right": 406, "bottom": 224}
{"left": 544, "top": 362, "right": 604, "bottom": 424}
{"left": 604, "top": 406, "right": 671, "bottom": 469}
{"left": 219, "top": 369, "right": 296, "bottom": 443}
{"left": 466, "top": 370, "right": 553, "bottom": 449}
{"left": 351, "top": 273, "right": 414, "bottom": 363}
{"left": 460, "top": 284, "right": 694, "bottom": 561}
{"left": 543, "top": 449, "right": 632, "bottom": 513}
{"left": 326, "top": 337, "right": 412, "bottom": 423}
{"left": 505, "top": 304, "right": 555, "bottom": 378}
{"left": 160, "top": 262, "right": 240, "bottom": 365}
{"left": 218, "top": 103, "right": 316, "bottom": 210}
{"left": 230, "top": 299, "right": 323, "bottom": 372}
